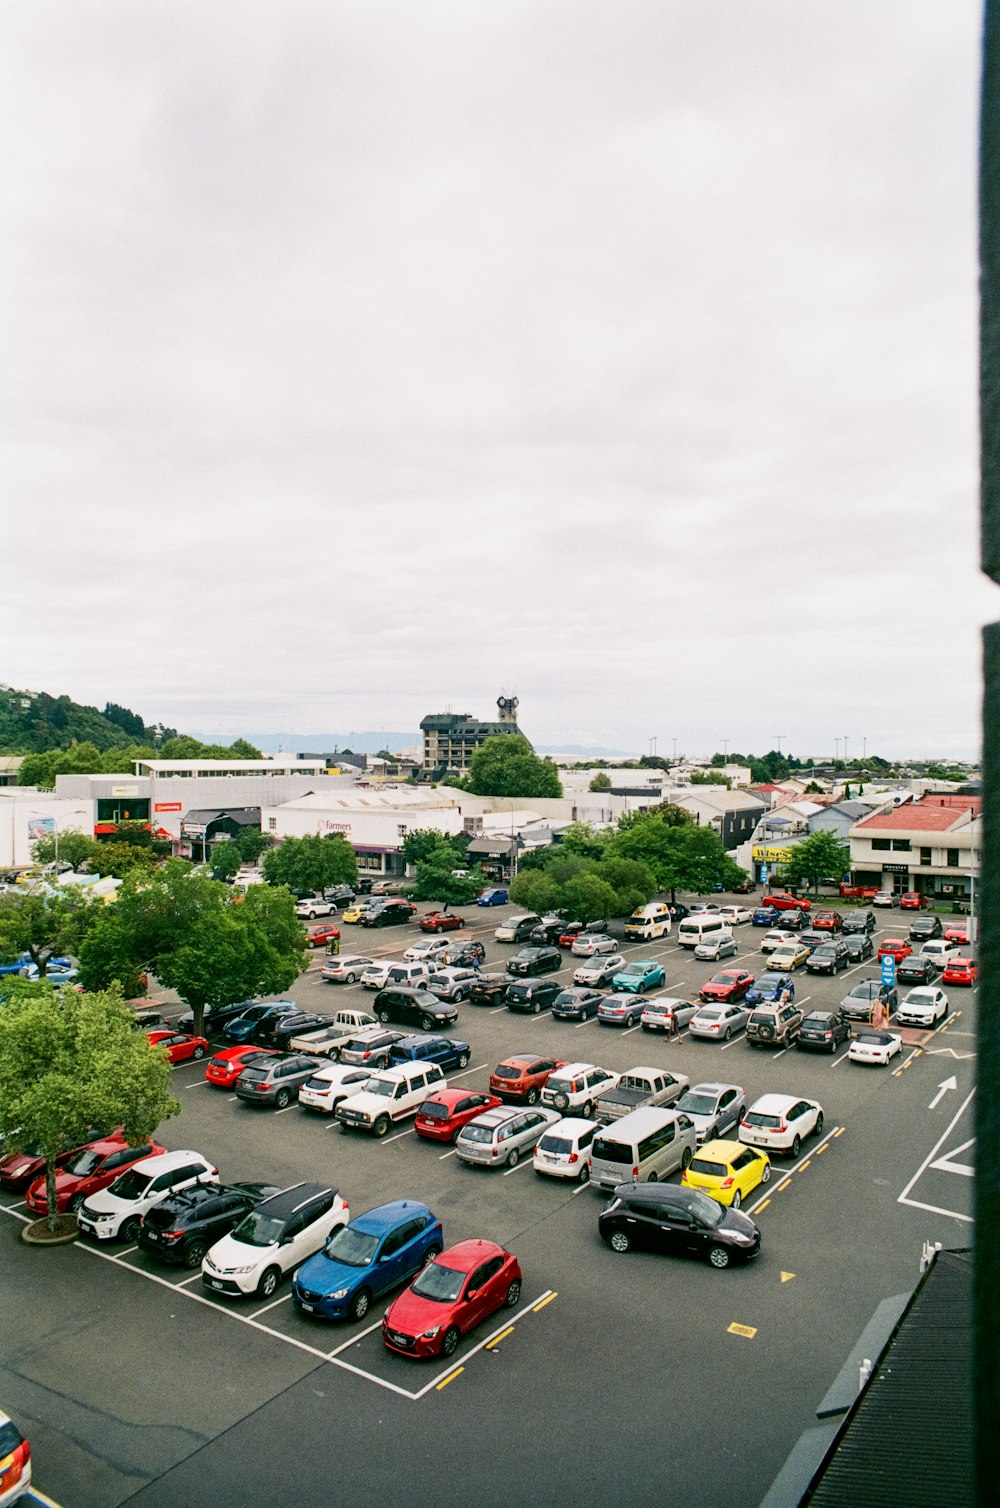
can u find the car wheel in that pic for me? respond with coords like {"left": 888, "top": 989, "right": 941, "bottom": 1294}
{"left": 344, "top": 972, "right": 356, "bottom": 984}
{"left": 723, "top": 1026, "right": 732, "bottom": 1041}
{"left": 184, "top": 1240, "right": 208, "bottom": 1269}
{"left": 578, "top": 1162, "right": 591, "bottom": 1184}
{"left": 506, "top": 1148, "right": 520, "bottom": 1169}
{"left": 257, "top": 1266, "right": 281, "bottom": 1299}
{"left": 942, "top": 1002, "right": 949, "bottom": 1019}
{"left": 609, "top": 1230, "right": 631, "bottom": 1254}
{"left": 828, "top": 1038, "right": 838, "bottom": 1054}
{"left": 441, "top": 1327, "right": 461, "bottom": 1358}
{"left": 423, "top": 1243, "right": 442, "bottom": 1265}
{"left": 275, "top": 1089, "right": 290, "bottom": 1110}
{"left": 526, "top": 1088, "right": 539, "bottom": 1105}
{"left": 120, "top": 1216, "right": 141, "bottom": 1243}
{"left": 373, "top": 1115, "right": 391, "bottom": 1139}
{"left": 708, "top": 1246, "right": 731, "bottom": 1270}
{"left": 814, "top": 1112, "right": 824, "bottom": 1136}
{"left": 192, "top": 1044, "right": 206, "bottom": 1060}
{"left": 731, "top": 1190, "right": 742, "bottom": 1209}
{"left": 532, "top": 1001, "right": 542, "bottom": 1015}
{"left": 378, "top": 1009, "right": 391, "bottom": 1023}
{"left": 582, "top": 1101, "right": 595, "bottom": 1120}
{"left": 505, "top": 1279, "right": 521, "bottom": 1308}
{"left": 647, "top": 1170, "right": 658, "bottom": 1183}
{"left": 790, "top": 1134, "right": 801, "bottom": 1158}
{"left": 760, "top": 1165, "right": 771, "bottom": 1185}
{"left": 421, "top": 1016, "right": 436, "bottom": 1031}
{"left": 350, "top": 1287, "right": 373, "bottom": 1321}
{"left": 681, "top": 1147, "right": 692, "bottom": 1171}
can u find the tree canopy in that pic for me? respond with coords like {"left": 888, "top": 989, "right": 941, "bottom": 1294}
{"left": 779, "top": 832, "right": 850, "bottom": 893}
{"left": 0, "top": 889, "right": 103, "bottom": 976}
{"left": 508, "top": 848, "right": 656, "bottom": 919}
{"left": 0, "top": 981, "right": 179, "bottom": 1229}
{"left": 262, "top": 834, "right": 358, "bottom": 895}
{"left": 465, "top": 735, "right": 563, "bottom": 799}
{"left": 588, "top": 772, "right": 612, "bottom": 791}
{"left": 608, "top": 809, "right": 747, "bottom": 897}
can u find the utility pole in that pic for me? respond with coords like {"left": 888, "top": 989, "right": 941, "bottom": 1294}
{"left": 722, "top": 738, "right": 729, "bottom": 761}
{"left": 844, "top": 735, "right": 849, "bottom": 764}
{"left": 835, "top": 738, "right": 841, "bottom": 761}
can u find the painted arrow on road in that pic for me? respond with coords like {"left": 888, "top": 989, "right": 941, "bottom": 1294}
{"left": 929, "top": 1076, "right": 958, "bottom": 1110}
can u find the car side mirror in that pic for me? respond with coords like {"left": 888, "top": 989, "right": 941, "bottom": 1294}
{"left": 464, "top": 1288, "right": 477, "bottom": 1301}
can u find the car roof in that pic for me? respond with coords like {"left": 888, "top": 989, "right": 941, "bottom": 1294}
{"left": 433, "top": 1238, "right": 506, "bottom": 1271}
{"left": 422, "top": 1087, "right": 487, "bottom": 1108}
{"left": 465, "top": 1107, "right": 522, "bottom": 1128}
{"left": 747, "top": 1093, "right": 805, "bottom": 1113}
{"left": 550, "top": 1062, "right": 600, "bottom": 1076}
{"left": 685, "top": 1081, "right": 740, "bottom": 1097}
{"left": 695, "top": 1139, "right": 744, "bottom": 1161}
{"left": 131, "top": 1149, "right": 209, "bottom": 1173}
{"left": 351, "top": 1199, "right": 431, "bottom": 1235}
{"left": 543, "top": 1115, "right": 598, "bottom": 1133}
{"left": 612, "top": 1182, "right": 695, "bottom": 1207}
{"left": 257, "top": 1183, "right": 338, "bottom": 1219}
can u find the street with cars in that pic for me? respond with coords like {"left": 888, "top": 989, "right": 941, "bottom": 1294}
{"left": 0, "top": 888, "right": 978, "bottom": 1507}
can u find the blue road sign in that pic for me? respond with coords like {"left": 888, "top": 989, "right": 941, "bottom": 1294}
{"left": 759, "top": 863, "right": 769, "bottom": 885}
{"left": 881, "top": 954, "right": 896, "bottom": 987}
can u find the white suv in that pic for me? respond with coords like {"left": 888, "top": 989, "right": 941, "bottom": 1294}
{"left": 738, "top": 1094, "right": 824, "bottom": 1158}
{"left": 202, "top": 1183, "right": 348, "bottom": 1299}
{"left": 360, "top": 959, "right": 402, "bottom": 990}
{"left": 297, "top": 1063, "right": 374, "bottom": 1114}
{"left": 77, "top": 1150, "right": 218, "bottom": 1243}
{"left": 336, "top": 1062, "right": 446, "bottom": 1137}
{"left": 540, "top": 1063, "right": 620, "bottom": 1118}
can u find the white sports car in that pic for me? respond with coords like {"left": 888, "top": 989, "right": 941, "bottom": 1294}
{"left": 847, "top": 1030, "right": 902, "bottom": 1067}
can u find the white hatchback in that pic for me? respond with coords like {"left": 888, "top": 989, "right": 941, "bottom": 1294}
{"left": 896, "top": 986, "right": 949, "bottom": 1027}
{"left": 532, "top": 1117, "right": 600, "bottom": 1182}
{"left": 77, "top": 1150, "right": 218, "bottom": 1243}
{"left": 360, "top": 960, "right": 401, "bottom": 990}
{"left": 297, "top": 1063, "right": 373, "bottom": 1114}
{"left": 738, "top": 1094, "right": 824, "bottom": 1157}
{"left": 540, "top": 1063, "right": 620, "bottom": 1118}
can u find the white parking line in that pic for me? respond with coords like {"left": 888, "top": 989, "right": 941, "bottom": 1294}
{"left": 326, "top": 1316, "right": 383, "bottom": 1357}
{"left": 182, "top": 1080, "right": 214, "bottom": 1089}
{"left": 176, "top": 1271, "right": 205, "bottom": 1287}
{"left": 897, "top": 1087, "right": 976, "bottom": 1223}
{"left": 720, "top": 1031, "right": 747, "bottom": 1051}
{"left": 449, "top": 1063, "right": 487, "bottom": 1081}
{"left": 274, "top": 1105, "right": 298, "bottom": 1115}
{"left": 253, "top": 1291, "right": 294, "bottom": 1316}
{"left": 489, "top": 1006, "right": 507, "bottom": 1015}
{"left": 438, "top": 1148, "right": 458, "bottom": 1160}
{"left": 381, "top": 1126, "right": 415, "bottom": 1145}
{"left": 502, "top": 1157, "right": 535, "bottom": 1177}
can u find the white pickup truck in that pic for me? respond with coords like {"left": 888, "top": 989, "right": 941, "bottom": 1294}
{"left": 288, "top": 1009, "right": 378, "bottom": 1058}
{"left": 595, "top": 1066, "right": 691, "bottom": 1122}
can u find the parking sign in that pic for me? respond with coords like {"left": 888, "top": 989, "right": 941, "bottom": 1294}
{"left": 759, "top": 863, "right": 769, "bottom": 886}
{"left": 880, "top": 954, "right": 896, "bottom": 988}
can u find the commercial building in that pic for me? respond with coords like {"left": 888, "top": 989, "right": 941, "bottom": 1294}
{"left": 419, "top": 695, "right": 521, "bottom": 777}
{"left": 848, "top": 795, "right": 982, "bottom": 904}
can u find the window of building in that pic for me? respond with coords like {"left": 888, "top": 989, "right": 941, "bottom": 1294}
{"left": 920, "top": 847, "right": 933, "bottom": 866}
{"left": 947, "top": 848, "right": 960, "bottom": 868}
{"left": 268, "top": 818, "right": 277, "bottom": 831}
{"left": 891, "top": 839, "right": 911, "bottom": 851}
{"left": 96, "top": 798, "right": 151, "bottom": 824}
{"left": 871, "top": 838, "right": 891, "bottom": 851}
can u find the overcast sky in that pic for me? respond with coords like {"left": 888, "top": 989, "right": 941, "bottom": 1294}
{"left": 3, "top": 1, "right": 994, "bottom": 761}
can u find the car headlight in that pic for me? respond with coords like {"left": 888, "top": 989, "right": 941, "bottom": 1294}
{"left": 421, "top": 1326, "right": 441, "bottom": 1339}
{"left": 233, "top": 1265, "right": 258, "bottom": 1276}
{"left": 331, "top": 1288, "right": 350, "bottom": 1299}
{"left": 730, "top": 1232, "right": 754, "bottom": 1245}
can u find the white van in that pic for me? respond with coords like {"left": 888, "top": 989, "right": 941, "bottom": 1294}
{"left": 677, "top": 915, "right": 730, "bottom": 949}
{"left": 590, "top": 1107, "right": 698, "bottom": 1193}
{"left": 623, "top": 903, "right": 672, "bottom": 942}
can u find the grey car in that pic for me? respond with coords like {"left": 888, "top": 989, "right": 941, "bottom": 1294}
{"left": 693, "top": 933, "right": 739, "bottom": 962}
{"left": 639, "top": 997, "right": 702, "bottom": 1034}
{"left": 840, "top": 979, "right": 897, "bottom": 1022}
{"left": 672, "top": 1083, "right": 747, "bottom": 1144}
{"left": 425, "top": 967, "right": 480, "bottom": 1004}
{"left": 235, "top": 1055, "right": 324, "bottom": 1108}
{"left": 688, "top": 1002, "right": 752, "bottom": 1041}
{"left": 455, "top": 1106, "right": 562, "bottom": 1169}
{"left": 338, "top": 1028, "right": 407, "bottom": 1068}
{"left": 573, "top": 953, "right": 627, "bottom": 988}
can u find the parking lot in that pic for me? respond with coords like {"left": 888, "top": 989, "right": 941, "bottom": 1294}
{"left": 0, "top": 893, "right": 977, "bottom": 1507}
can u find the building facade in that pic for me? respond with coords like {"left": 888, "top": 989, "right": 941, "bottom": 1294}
{"left": 849, "top": 795, "right": 982, "bottom": 904}
{"left": 420, "top": 695, "right": 521, "bottom": 777}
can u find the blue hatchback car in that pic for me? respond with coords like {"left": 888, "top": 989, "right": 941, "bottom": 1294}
{"left": 476, "top": 887, "right": 509, "bottom": 906}
{"left": 751, "top": 907, "right": 781, "bottom": 927}
{"left": 611, "top": 959, "right": 666, "bottom": 994}
{"left": 388, "top": 1034, "right": 472, "bottom": 1072}
{"left": 291, "top": 1200, "right": 443, "bottom": 1321}
{"left": 745, "top": 972, "right": 795, "bottom": 1007}
{"left": 222, "top": 1001, "right": 299, "bottom": 1044}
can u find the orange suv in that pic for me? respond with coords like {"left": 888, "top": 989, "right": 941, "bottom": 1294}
{"left": 489, "top": 1055, "right": 567, "bottom": 1106}
{"left": 811, "top": 910, "right": 844, "bottom": 932}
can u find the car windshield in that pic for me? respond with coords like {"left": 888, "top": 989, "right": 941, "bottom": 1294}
{"left": 906, "top": 990, "right": 935, "bottom": 1004}
{"left": 239, "top": 1068, "right": 268, "bottom": 1083}
{"left": 593, "top": 1138, "right": 631, "bottom": 1163}
{"left": 428, "top": 976, "right": 451, "bottom": 988}
{"left": 676, "top": 1092, "right": 718, "bottom": 1114}
{"left": 492, "top": 1066, "right": 521, "bottom": 1081}
{"left": 686, "top": 1191, "right": 725, "bottom": 1226}
{"left": 232, "top": 1210, "right": 287, "bottom": 1247}
{"left": 109, "top": 1169, "right": 153, "bottom": 1200}
{"left": 688, "top": 1156, "right": 727, "bottom": 1176}
{"left": 305, "top": 1076, "right": 332, "bottom": 1092}
{"left": 322, "top": 1225, "right": 379, "bottom": 1267}
{"left": 620, "top": 965, "right": 643, "bottom": 977}
{"left": 66, "top": 1148, "right": 104, "bottom": 1176}
{"left": 410, "top": 1260, "right": 466, "bottom": 1303}
{"left": 849, "top": 984, "right": 878, "bottom": 1000}
{"left": 459, "top": 1123, "right": 495, "bottom": 1143}
{"left": 364, "top": 1080, "right": 395, "bottom": 1098}
{"left": 757, "top": 975, "right": 782, "bottom": 988}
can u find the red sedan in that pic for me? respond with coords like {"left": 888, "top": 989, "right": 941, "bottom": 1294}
{"left": 0, "top": 1126, "right": 113, "bottom": 1192}
{"left": 204, "top": 1046, "right": 280, "bottom": 1088}
{"left": 944, "top": 922, "right": 972, "bottom": 946}
{"left": 699, "top": 969, "right": 755, "bottom": 1004}
{"left": 306, "top": 923, "right": 341, "bottom": 948}
{"left": 146, "top": 1029, "right": 210, "bottom": 1064}
{"left": 941, "top": 956, "right": 977, "bottom": 986}
{"left": 762, "top": 892, "right": 811, "bottom": 912}
{"left": 811, "top": 911, "right": 843, "bottom": 932}
{"left": 383, "top": 1238, "right": 522, "bottom": 1359}
{"left": 414, "top": 1089, "right": 503, "bottom": 1144}
{"left": 26, "top": 1134, "right": 166, "bottom": 1214}
{"left": 877, "top": 938, "right": 912, "bottom": 962}
{"left": 419, "top": 912, "right": 466, "bottom": 933}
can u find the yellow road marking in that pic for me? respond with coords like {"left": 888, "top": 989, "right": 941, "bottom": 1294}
{"left": 486, "top": 1326, "right": 514, "bottom": 1349}
{"left": 436, "top": 1367, "right": 464, "bottom": 1390}
{"left": 533, "top": 1292, "right": 557, "bottom": 1313}
{"left": 780, "top": 1271, "right": 795, "bottom": 1283}
{"left": 815, "top": 1144, "right": 827, "bottom": 1154}
{"left": 755, "top": 1198, "right": 771, "bottom": 1212}
{"left": 727, "top": 1323, "right": 757, "bottom": 1339}
{"left": 833, "top": 1126, "right": 845, "bottom": 1138}
{"left": 777, "top": 1180, "right": 791, "bottom": 1193}
{"left": 798, "top": 1159, "right": 811, "bottom": 1171}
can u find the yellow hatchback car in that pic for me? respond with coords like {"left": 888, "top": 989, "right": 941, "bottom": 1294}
{"left": 682, "top": 1139, "right": 771, "bottom": 1209}
{"left": 340, "top": 903, "right": 370, "bottom": 924}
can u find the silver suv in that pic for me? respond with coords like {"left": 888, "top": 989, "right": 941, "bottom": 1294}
{"left": 745, "top": 1002, "right": 804, "bottom": 1049}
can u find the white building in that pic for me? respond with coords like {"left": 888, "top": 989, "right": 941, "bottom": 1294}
{"left": 0, "top": 789, "right": 94, "bottom": 869}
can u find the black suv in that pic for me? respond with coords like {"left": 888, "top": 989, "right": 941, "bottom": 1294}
{"left": 797, "top": 1009, "right": 851, "bottom": 1054}
{"left": 235, "top": 1054, "right": 323, "bottom": 1107}
{"left": 841, "top": 911, "right": 876, "bottom": 935}
{"left": 529, "top": 921, "right": 565, "bottom": 946}
{"left": 138, "top": 1182, "right": 280, "bottom": 1268}
{"left": 373, "top": 987, "right": 459, "bottom": 1032}
{"left": 251, "top": 1012, "right": 329, "bottom": 1048}
{"left": 360, "top": 901, "right": 416, "bottom": 928}
{"left": 806, "top": 940, "right": 850, "bottom": 974}
{"left": 506, "top": 946, "right": 563, "bottom": 978}
{"left": 598, "top": 1184, "right": 761, "bottom": 1268}
{"left": 908, "top": 915, "right": 943, "bottom": 941}
{"left": 177, "top": 999, "right": 258, "bottom": 1035}
{"left": 505, "top": 978, "right": 562, "bottom": 1014}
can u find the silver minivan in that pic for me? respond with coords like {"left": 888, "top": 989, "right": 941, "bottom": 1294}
{"left": 677, "top": 915, "right": 730, "bottom": 949}
{"left": 590, "top": 1107, "right": 698, "bottom": 1193}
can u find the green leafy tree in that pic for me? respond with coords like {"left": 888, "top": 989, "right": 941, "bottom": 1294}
{"left": 508, "top": 852, "right": 654, "bottom": 919}
{"left": 401, "top": 829, "right": 464, "bottom": 867}
{"left": 688, "top": 770, "right": 731, "bottom": 788}
{"left": 0, "top": 890, "right": 101, "bottom": 976}
{"left": 780, "top": 832, "right": 850, "bottom": 894}
{"left": 407, "top": 864, "right": 487, "bottom": 911}
{"left": 228, "top": 738, "right": 264, "bottom": 759}
{"left": 507, "top": 869, "right": 564, "bottom": 914}
{"left": 210, "top": 842, "right": 244, "bottom": 883}
{"left": 30, "top": 830, "right": 100, "bottom": 871}
{"left": 82, "top": 841, "right": 159, "bottom": 881}
{"left": 597, "top": 856, "right": 657, "bottom": 915}
{"left": 232, "top": 827, "right": 274, "bottom": 864}
{"left": 466, "top": 735, "right": 563, "bottom": 798}
{"left": 557, "top": 823, "right": 610, "bottom": 861}
{"left": 262, "top": 834, "right": 358, "bottom": 895}
{"left": 0, "top": 981, "right": 179, "bottom": 1230}
{"left": 588, "top": 772, "right": 612, "bottom": 792}
{"left": 561, "top": 872, "right": 618, "bottom": 923}
{"left": 610, "top": 811, "right": 742, "bottom": 898}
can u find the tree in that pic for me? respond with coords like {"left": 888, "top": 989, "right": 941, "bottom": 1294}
{"left": 466, "top": 735, "right": 563, "bottom": 798}
{"left": 588, "top": 772, "right": 612, "bottom": 792}
{"left": 30, "top": 829, "right": 100, "bottom": 871}
{"left": 688, "top": 770, "right": 731, "bottom": 788}
{"left": 210, "top": 842, "right": 244, "bottom": 883}
{"left": 81, "top": 841, "right": 159, "bottom": 881}
{"left": 262, "top": 834, "right": 358, "bottom": 895}
{"left": 228, "top": 738, "right": 264, "bottom": 759}
{"left": 407, "top": 864, "right": 488, "bottom": 910}
{"left": 780, "top": 832, "right": 850, "bottom": 894}
{"left": 0, "top": 889, "right": 101, "bottom": 977}
{"left": 401, "top": 829, "right": 464, "bottom": 868}
{"left": 232, "top": 827, "right": 273, "bottom": 865}
{"left": 609, "top": 811, "right": 744, "bottom": 898}
{"left": 507, "top": 869, "right": 564, "bottom": 914}
{"left": 0, "top": 981, "right": 179, "bottom": 1230}
{"left": 508, "top": 852, "right": 655, "bottom": 919}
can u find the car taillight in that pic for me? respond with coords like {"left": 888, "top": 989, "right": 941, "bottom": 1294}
{"left": 721, "top": 1176, "right": 734, "bottom": 1187}
{"left": 492, "top": 1147, "right": 499, "bottom": 1158}
{"left": 161, "top": 1229, "right": 184, "bottom": 1243}
{"left": 632, "top": 1165, "right": 639, "bottom": 1178}
{"left": 568, "top": 1152, "right": 579, "bottom": 1164}
{"left": 777, "top": 1122, "right": 787, "bottom": 1134}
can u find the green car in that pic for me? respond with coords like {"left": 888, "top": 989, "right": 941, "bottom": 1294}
{"left": 611, "top": 960, "right": 666, "bottom": 994}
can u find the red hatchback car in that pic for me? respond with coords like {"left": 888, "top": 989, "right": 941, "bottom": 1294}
{"left": 146, "top": 1029, "right": 210, "bottom": 1064}
{"left": 0, "top": 1127, "right": 110, "bottom": 1192}
{"left": 811, "top": 911, "right": 844, "bottom": 932}
{"left": 25, "top": 1134, "right": 166, "bottom": 1214}
{"left": 899, "top": 892, "right": 926, "bottom": 910}
{"left": 941, "top": 956, "right": 977, "bottom": 986}
{"left": 877, "top": 938, "right": 913, "bottom": 962}
{"left": 306, "top": 923, "right": 340, "bottom": 948}
{"left": 699, "top": 969, "right": 755, "bottom": 1004}
{"left": 382, "top": 1238, "right": 522, "bottom": 1359}
{"left": 419, "top": 912, "right": 465, "bottom": 933}
{"left": 944, "top": 922, "right": 972, "bottom": 946}
{"left": 204, "top": 1046, "right": 280, "bottom": 1088}
{"left": 489, "top": 1055, "right": 566, "bottom": 1105}
{"left": 413, "top": 1089, "right": 503, "bottom": 1143}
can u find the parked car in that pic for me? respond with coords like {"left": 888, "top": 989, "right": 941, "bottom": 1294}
{"left": 806, "top": 941, "right": 850, "bottom": 975}
{"left": 639, "top": 997, "right": 701, "bottom": 1034}
{"left": 476, "top": 888, "right": 509, "bottom": 906}
{"left": 425, "top": 967, "right": 480, "bottom": 1004}
{"left": 598, "top": 1183, "right": 761, "bottom": 1268}
{"left": 252, "top": 1012, "right": 330, "bottom": 1050}
{"left": 204, "top": 1047, "right": 280, "bottom": 1087}
{"left": 306, "top": 923, "right": 340, "bottom": 949}
{"left": 752, "top": 907, "right": 781, "bottom": 928}
{"left": 761, "top": 891, "right": 810, "bottom": 912}
{"left": 529, "top": 920, "right": 566, "bottom": 946}
{"left": 688, "top": 1003, "right": 751, "bottom": 1041}
{"left": 760, "top": 929, "right": 797, "bottom": 954}
{"left": 718, "top": 905, "right": 753, "bottom": 927}
{"left": 739, "top": 1094, "right": 824, "bottom": 1157}
{"left": 895, "top": 986, "right": 949, "bottom": 1027}
{"left": 292, "top": 1200, "right": 443, "bottom": 1322}
{"left": 699, "top": 969, "right": 754, "bottom": 1004}
{"left": 359, "top": 900, "right": 417, "bottom": 928}
{"left": 899, "top": 892, "right": 926, "bottom": 910}
{"left": 919, "top": 940, "right": 963, "bottom": 972}
{"left": 413, "top": 1090, "right": 503, "bottom": 1144}
{"left": 1, "top": 1125, "right": 111, "bottom": 1192}
{"left": 489, "top": 1055, "right": 566, "bottom": 1105}
{"left": 467, "top": 971, "right": 515, "bottom": 1005}
{"left": 744, "top": 973, "right": 795, "bottom": 1008}
{"left": 896, "top": 955, "right": 941, "bottom": 986}
{"left": 570, "top": 932, "right": 620, "bottom": 958}
{"left": 542, "top": 986, "right": 598, "bottom": 1022}
{"left": 682, "top": 1139, "right": 770, "bottom": 1208}
{"left": 943, "top": 922, "right": 972, "bottom": 946}
{"left": 442, "top": 940, "right": 486, "bottom": 969}
{"left": 388, "top": 1034, "right": 472, "bottom": 1073}
{"left": 595, "top": 993, "right": 646, "bottom": 1028}
{"left": 694, "top": 932, "right": 738, "bottom": 962}
{"left": 811, "top": 910, "right": 844, "bottom": 932}
{"left": 382, "top": 1238, "right": 522, "bottom": 1357}
{"left": 672, "top": 1083, "right": 746, "bottom": 1144}
{"left": 0, "top": 1407, "right": 31, "bottom": 1503}
{"left": 137, "top": 1182, "right": 280, "bottom": 1268}
{"left": 25, "top": 1134, "right": 166, "bottom": 1215}
{"left": 776, "top": 907, "right": 807, "bottom": 930}
{"left": 908, "top": 915, "right": 943, "bottom": 941}
{"left": 419, "top": 912, "right": 466, "bottom": 933}
{"left": 745, "top": 1001, "right": 803, "bottom": 1049}
{"left": 540, "top": 1063, "right": 619, "bottom": 1118}
{"left": 506, "top": 946, "right": 563, "bottom": 978}
{"left": 532, "top": 1117, "right": 600, "bottom": 1182}
{"left": 145, "top": 1029, "right": 210, "bottom": 1064}
{"left": 202, "top": 1183, "right": 349, "bottom": 1299}
{"left": 337, "top": 1062, "right": 447, "bottom": 1137}
{"left": 797, "top": 930, "right": 829, "bottom": 953}
{"left": 573, "top": 953, "right": 627, "bottom": 989}
{"left": 295, "top": 896, "right": 337, "bottom": 919}
{"left": 842, "top": 910, "right": 877, "bottom": 935}
{"left": 797, "top": 1009, "right": 851, "bottom": 1054}
{"left": 842, "top": 934, "right": 875, "bottom": 963}
{"left": 373, "top": 987, "right": 459, "bottom": 1032}
{"left": 297, "top": 1063, "right": 374, "bottom": 1115}
{"left": 612, "top": 960, "right": 666, "bottom": 994}
{"left": 76, "top": 1150, "right": 218, "bottom": 1243}
{"left": 767, "top": 943, "right": 810, "bottom": 972}
{"left": 872, "top": 890, "right": 896, "bottom": 907}
{"left": 235, "top": 1054, "right": 324, "bottom": 1108}
{"left": 222, "top": 1001, "right": 299, "bottom": 1045}
{"left": 321, "top": 954, "right": 375, "bottom": 984}
{"left": 878, "top": 938, "right": 912, "bottom": 963}
{"left": 338, "top": 1028, "right": 407, "bottom": 1069}
{"left": 941, "top": 956, "right": 977, "bottom": 986}
{"left": 848, "top": 1030, "right": 903, "bottom": 1066}
{"left": 841, "top": 979, "right": 897, "bottom": 1022}
{"left": 455, "top": 1106, "right": 561, "bottom": 1168}
{"left": 402, "top": 938, "right": 452, "bottom": 965}
{"left": 494, "top": 914, "right": 542, "bottom": 943}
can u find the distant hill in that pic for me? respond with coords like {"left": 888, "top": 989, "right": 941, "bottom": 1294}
{"left": 207, "top": 732, "right": 423, "bottom": 756}
{"left": 0, "top": 685, "right": 174, "bottom": 755}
